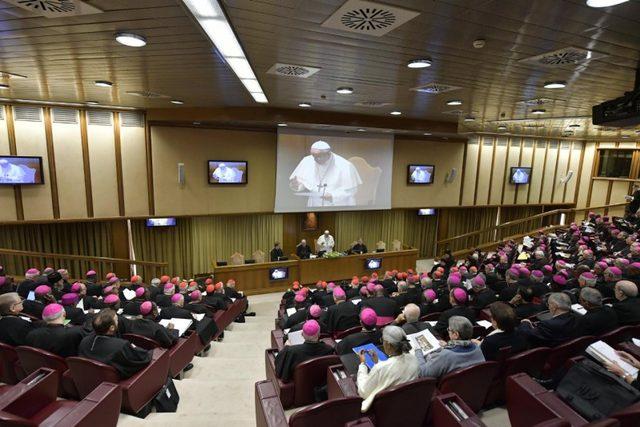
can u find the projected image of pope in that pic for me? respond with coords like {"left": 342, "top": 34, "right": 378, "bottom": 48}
{"left": 410, "top": 166, "right": 432, "bottom": 183}
{"left": 212, "top": 163, "right": 241, "bottom": 183}
{"left": 512, "top": 168, "right": 529, "bottom": 184}
{"left": 289, "top": 140, "right": 362, "bottom": 207}
{"left": 0, "top": 158, "right": 29, "bottom": 183}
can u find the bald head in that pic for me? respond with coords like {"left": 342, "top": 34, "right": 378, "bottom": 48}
{"left": 615, "top": 280, "right": 638, "bottom": 300}
{"left": 403, "top": 303, "right": 420, "bottom": 323}
{"left": 0, "top": 292, "right": 21, "bottom": 315}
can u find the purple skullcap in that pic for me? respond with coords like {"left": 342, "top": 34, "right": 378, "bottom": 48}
{"left": 190, "top": 290, "right": 201, "bottom": 300}
{"left": 104, "top": 294, "right": 120, "bottom": 305}
{"left": 302, "top": 320, "right": 320, "bottom": 336}
{"left": 108, "top": 276, "right": 120, "bottom": 284}
{"left": 86, "top": 270, "right": 96, "bottom": 276}
{"left": 42, "top": 303, "right": 64, "bottom": 321}
{"left": 61, "top": 293, "right": 79, "bottom": 306}
{"left": 531, "top": 270, "right": 544, "bottom": 278}
{"left": 519, "top": 267, "right": 530, "bottom": 277}
{"left": 360, "top": 307, "right": 377, "bottom": 327}
{"left": 164, "top": 283, "right": 174, "bottom": 290}
{"left": 140, "top": 301, "right": 153, "bottom": 315}
{"left": 452, "top": 288, "right": 467, "bottom": 304}
{"left": 359, "top": 287, "right": 370, "bottom": 297}
{"left": 333, "top": 287, "right": 346, "bottom": 299}
{"left": 103, "top": 286, "right": 113, "bottom": 295}
{"left": 424, "top": 289, "right": 437, "bottom": 301}
{"left": 580, "top": 272, "right": 595, "bottom": 280}
{"left": 134, "top": 287, "right": 145, "bottom": 298}
{"left": 35, "top": 285, "right": 51, "bottom": 296}
{"left": 171, "top": 294, "right": 183, "bottom": 304}
{"left": 508, "top": 267, "right": 521, "bottom": 277}
{"left": 294, "top": 292, "right": 305, "bottom": 303}
{"left": 366, "top": 282, "right": 376, "bottom": 292}
{"left": 373, "top": 284, "right": 384, "bottom": 293}
{"left": 631, "top": 262, "right": 640, "bottom": 269}
{"left": 543, "top": 265, "right": 553, "bottom": 273}
{"left": 448, "top": 275, "right": 461, "bottom": 285}
{"left": 596, "top": 261, "right": 609, "bottom": 270}
{"left": 0, "top": 277, "right": 5, "bottom": 286}
{"left": 556, "top": 260, "right": 566, "bottom": 266}
{"left": 617, "top": 258, "right": 630, "bottom": 265}
{"left": 327, "top": 282, "right": 335, "bottom": 290}
{"left": 26, "top": 268, "right": 40, "bottom": 275}
{"left": 559, "top": 270, "right": 570, "bottom": 278}
{"left": 309, "top": 304, "right": 322, "bottom": 318}
{"left": 485, "top": 263, "right": 494, "bottom": 270}
{"left": 71, "top": 282, "right": 82, "bottom": 293}
{"left": 472, "top": 275, "right": 486, "bottom": 287}
{"left": 552, "top": 274, "right": 567, "bottom": 286}
{"left": 608, "top": 266, "right": 622, "bottom": 276}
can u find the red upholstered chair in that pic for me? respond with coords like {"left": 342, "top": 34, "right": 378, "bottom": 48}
{"left": 617, "top": 341, "right": 640, "bottom": 360}
{"left": 123, "top": 333, "right": 196, "bottom": 378}
{"left": 271, "top": 329, "right": 284, "bottom": 349}
{"left": 66, "top": 348, "right": 170, "bottom": 415}
{"left": 327, "top": 364, "right": 359, "bottom": 400}
{"left": 599, "top": 326, "right": 635, "bottom": 347}
{"left": 432, "top": 393, "right": 486, "bottom": 427}
{"left": 264, "top": 348, "right": 294, "bottom": 407}
{"left": 333, "top": 326, "right": 362, "bottom": 340}
{"left": 122, "top": 333, "right": 161, "bottom": 350}
{"left": 420, "top": 312, "right": 442, "bottom": 322}
{"left": 0, "top": 342, "right": 21, "bottom": 385}
{"left": 15, "top": 346, "right": 78, "bottom": 399}
{"left": 345, "top": 418, "right": 375, "bottom": 427}
{"left": 0, "top": 368, "right": 122, "bottom": 427}
{"left": 532, "top": 419, "right": 620, "bottom": 427}
{"left": 541, "top": 336, "right": 596, "bottom": 378}
{"left": 368, "top": 377, "right": 437, "bottom": 427}
{"left": 438, "top": 361, "right": 500, "bottom": 413}
{"left": 255, "top": 379, "right": 287, "bottom": 427}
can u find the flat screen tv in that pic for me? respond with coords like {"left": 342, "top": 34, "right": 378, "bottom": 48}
{"left": 146, "top": 218, "right": 177, "bottom": 227}
{"left": 418, "top": 208, "right": 436, "bottom": 216}
{"left": 407, "top": 164, "right": 434, "bottom": 185}
{"left": 269, "top": 267, "right": 289, "bottom": 281}
{"left": 365, "top": 258, "right": 382, "bottom": 270}
{"left": 0, "top": 156, "right": 44, "bottom": 185}
{"left": 510, "top": 167, "right": 532, "bottom": 184}
{"left": 208, "top": 160, "right": 247, "bottom": 184}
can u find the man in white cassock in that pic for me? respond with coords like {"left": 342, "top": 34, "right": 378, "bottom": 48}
{"left": 512, "top": 168, "right": 529, "bottom": 184}
{"left": 317, "top": 230, "right": 334, "bottom": 254}
{"left": 212, "top": 163, "right": 240, "bottom": 183}
{"left": 289, "top": 141, "right": 362, "bottom": 207}
{"left": 0, "top": 158, "right": 28, "bottom": 183}
{"left": 410, "top": 166, "right": 431, "bottom": 183}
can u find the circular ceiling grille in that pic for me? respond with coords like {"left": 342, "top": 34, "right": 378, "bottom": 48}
{"left": 17, "top": 0, "right": 76, "bottom": 13}
{"left": 275, "top": 65, "right": 309, "bottom": 76}
{"left": 540, "top": 50, "right": 589, "bottom": 65}
{"left": 340, "top": 8, "right": 396, "bottom": 31}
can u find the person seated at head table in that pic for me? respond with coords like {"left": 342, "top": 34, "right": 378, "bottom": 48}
{"left": 270, "top": 241, "right": 284, "bottom": 261}
{"left": 0, "top": 292, "right": 39, "bottom": 346}
{"left": 356, "top": 325, "right": 419, "bottom": 412}
{"left": 78, "top": 309, "right": 152, "bottom": 379}
{"left": 415, "top": 316, "right": 485, "bottom": 379}
{"left": 25, "top": 303, "right": 86, "bottom": 358}
{"left": 335, "top": 308, "right": 381, "bottom": 355}
{"left": 274, "top": 320, "right": 334, "bottom": 382}
{"left": 296, "top": 239, "right": 312, "bottom": 260}
{"left": 350, "top": 238, "right": 368, "bottom": 255}
{"left": 475, "top": 302, "right": 528, "bottom": 361}
{"left": 518, "top": 292, "right": 577, "bottom": 347}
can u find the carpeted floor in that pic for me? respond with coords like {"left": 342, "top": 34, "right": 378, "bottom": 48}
{"left": 118, "top": 287, "right": 511, "bottom": 426}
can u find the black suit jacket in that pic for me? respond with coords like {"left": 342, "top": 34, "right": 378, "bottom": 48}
{"left": 518, "top": 312, "right": 578, "bottom": 347}
{"left": 613, "top": 298, "right": 640, "bottom": 325}
{"left": 434, "top": 305, "right": 476, "bottom": 338}
{"left": 573, "top": 306, "right": 618, "bottom": 337}
{"left": 296, "top": 244, "right": 312, "bottom": 259}
{"left": 480, "top": 331, "right": 528, "bottom": 361}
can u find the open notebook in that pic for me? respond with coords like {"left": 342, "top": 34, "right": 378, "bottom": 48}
{"left": 159, "top": 318, "right": 193, "bottom": 337}
{"left": 586, "top": 340, "right": 638, "bottom": 378}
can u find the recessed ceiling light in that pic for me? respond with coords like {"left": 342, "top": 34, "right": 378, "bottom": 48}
{"left": 0, "top": 84, "right": 9, "bottom": 90}
{"left": 532, "top": 108, "right": 546, "bottom": 115}
{"left": 115, "top": 32, "right": 147, "bottom": 47}
{"left": 423, "top": 132, "right": 432, "bottom": 136}
{"left": 94, "top": 80, "right": 112, "bottom": 88}
{"left": 390, "top": 111, "right": 402, "bottom": 116}
{"left": 241, "top": 79, "right": 262, "bottom": 93}
{"left": 498, "top": 125, "right": 507, "bottom": 131}
{"left": 299, "top": 102, "right": 311, "bottom": 108}
{"left": 446, "top": 100, "right": 462, "bottom": 106}
{"left": 544, "top": 81, "right": 566, "bottom": 89}
{"left": 356, "top": 128, "right": 366, "bottom": 132}
{"left": 464, "top": 116, "right": 475, "bottom": 122}
{"left": 170, "top": 100, "right": 184, "bottom": 105}
{"left": 277, "top": 123, "right": 287, "bottom": 127}
{"left": 251, "top": 92, "right": 268, "bottom": 103}
{"left": 569, "top": 124, "right": 581, "bottom": 128}
{"left": 85, "top": 101, "right": 99, "bottom": 105}
{"left": 586, "top": 0, "right": 628, "bottom": 7}
{"left": 407, "top": 58, "right": 432, "bottom": 69}
{"left": 336, "top": 87, "right": 354, "bottom": 94}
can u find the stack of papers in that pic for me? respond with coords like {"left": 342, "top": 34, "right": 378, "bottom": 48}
{"left": 476, "top": 320, "right": 493, "bottom": 329}
{"left": 191, "top": 312, "right": 205, "bottom": 321}
{"left": 352, "top": 343, "right": 388, "bottom": 369}
{"left": 571, "top": 304, "right": 587, "bottom": 315}
{"left": 122, "top": 288, "right": 136, "bottom": 301}
{"left": 287, "top": 330, "right": 304, "bottom": 345}
{"left": 286, "top": 307, "right": 297, "bottom": 317}
{"left": 586, "top": 340, "right": 638, "bottom": 378}
{"left": 350, "top": 298, "right": 362, "bottom": 305}
{"left": 159, "top": 318, "right": 193, "bottom": 337}
{"left": 407, "top": 328, "right": 441, "bottom": 355}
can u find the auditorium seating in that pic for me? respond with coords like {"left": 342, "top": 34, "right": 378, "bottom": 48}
{"left": 369, "top": 376, "right": 437, "bottom": 427}
{"left": 0, "top": 342, "right": 22, "bottom": 385}
{"left": 0, "top": 368, "right": 121, "bottom": 426}
{"left": 122, "top": 332, "right": 197, "bottom": 378}
{"left": 437, "top": 361, "right": 500, "bottom": 413}
{"left": 541, "top": 336, "right": 596, "bottom": 379}
{"left": 333, "top": 326, "right": 362, "bottom": 340}
{"left": 432, "top": 393, "right": 487, "bottom": 427}
{"left": 66, "top": 348, "right": 170, "bottom": 415}
{"left": 15, "top": 346, "right": 79, "bottom": 399}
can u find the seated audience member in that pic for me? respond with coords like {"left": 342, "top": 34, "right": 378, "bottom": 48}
{"left": 357, "top": 325, "right": 419, "bottom": 412}
{"left": 274, "top": 320, "right": 334, "bottom": 382}
{"left": 78, "top": 309, "right": 152, "bottom": 378}
{"left": 419, "top": 289, "right": 440, "bottom": 317}
{"left": 573, "top": 287, "right": 618, "bottom": 337}
{"left": 156, "top": 283, "right": 175, "bottom": 308}
{"left": 224, "top": 279, "right": 243, "bottom": 299}
{"left": 84, "top": 270, "right": 102, "bottom": 297}
{"left": 148, "top": 277, "right": 162, "bottom": 301}
{"left": 17, "top": 268, "right": 40, "bottom": 299}
{"left": 22, "top": 284, "right": 54, "bottom": 319}
{"left": 518, "top": 292, "right": 577, "bottom": 347}
{"left": 361, "top": 285, "right": 400, "bottom": 326}
{"left": 470, "top": 275, "right": 497, "bottom": 310}
{"left": 605, "top": 349, "right": 640, "bottom": 390}
{"left": 335, "top": 308, "right": 381, "bottom": 355}
{"left": 477, "top": 302, "right": 528, "bottom": 361}
{"left": 0, "top": 292, "right": 38, "bottom": 346}
{"left": 159, "top": 294, "right": 194, "bottom": 320}
{"left": 598, "top": 267, "right": 622, "bottom": 299}
{"left": 127, "top": 301, "right": 178, "bottom": 348}
{"left": 325, "top": 287, "right": 359, "bottom": 333}
{"left": 434, "top": 288, "right": 476, "bottom": 338}
{"left": 392, "top": 281, "right": 413, "bottom": 308}
{"left": 416, "top": 316, "right": 485, "bottom": 379}
{"left": 281, "top": 292, "right": 310, "bottom": 329}
{"left": 123, "top": 286, "right": 147, "bottom": 315}
{"left": 394, "top": 303, "right": 429, "bottom": 335}
{"left": 25, "top": 303, "right": 85, "bottom": 358}
{"left": 184, "top": 290, "right": 211, "bottom": 316}
{"left": 510, "top": 286, "right": 544, "bottom": 319}
{"left": 203, "top": 284, "right": 228, "bottom": 311}
{"left": 612, "top": 280, "right": 640, "bottom": 325}
{"left": 60, "top": 292, "right": 86, "bottom": 326}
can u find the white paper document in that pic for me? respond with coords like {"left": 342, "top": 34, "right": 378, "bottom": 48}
{"left": 476, "top": 320, "right": 493, "bottom": 329}
{"left": 407, "top": 328, "right": 441, "bottom": 355}
{"left": 351, "top": 298, "right": 362, "bottom": 305}
{"left": 571, "top": 304, "right": 587, "bottom": 315}
{"left": 287, "top": 330, "right": 305, "bottom": 345}
{"left": 191, "top": 312, "right": 205, "bottom": 321}
{"left": 586, "top": 340, "right": 638, "bottom": 378}
{"left": 123, "top": 288, "right": 136, "bottom": 301}
{"left": 286, "top": 307, "right": 297, "bottom": 317}
{"left": 159, "top": 318, "right": 193, "bottom": 337}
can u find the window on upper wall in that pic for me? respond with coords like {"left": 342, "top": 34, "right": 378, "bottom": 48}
{"left": 597, "top": 149, "right": 633, "bottom": 178}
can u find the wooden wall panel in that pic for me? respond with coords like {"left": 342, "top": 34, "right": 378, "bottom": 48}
{"left": 589, "top": 180, "right": 609, "bottom": 207}
{"left": 51, "top": 119, "right": 88, "bottom": 219}
{"left": 608, "top": 182, "right": 629, "bottom": 217}
{"left": 475, "top": 138, "right": 493, "bottom": 204}
{"left": 564, "top": 143, "right": 582, "bottom": 204}
{"left": 516, "top": 141, "right": 534, "bottom": 204}
{"left": 552, "top": 143, "right": 571, "bottom": 204}
{"left": 0, "top": 111, "right": 17, "bottom": 221}
{"left": 576, "top": 143, "right": 596, "bottom": 209}
{"left": 540, "top": 143, "right": 559, "bottom": 204}
{"left": 528, "top": 142, "right": 546, "bottom": 204}
{"left": 461, "top": 139, "right": 479, "bottom": 206}
{"left": 502, "top": 139, "right": 521, "bottom": 204}
{"left": 489, "top": 139, "right": 507, "bottom": 205}
{"left": 14, "top": 108, "right": 54, "bottom": 220}
{"left": 120, "top": 124, "right": 149, "bottom": 216}
{"left": 87, "top": 122, "right": 119, "bottom": 218}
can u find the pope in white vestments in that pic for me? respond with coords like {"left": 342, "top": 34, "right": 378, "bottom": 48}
{"left": 289, "top": 140, "right": 362, "bottom": 207}
{"left": 212, "top": 163, "right": 241, "bottom": 183}
{"left": 410, "top": 166, "right": 431, "bottom": 183}
{"left": 0, "top": 159, "right": 28, "bottom": 183}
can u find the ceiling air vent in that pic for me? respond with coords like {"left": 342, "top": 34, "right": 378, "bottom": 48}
{"left": 520, "top": 47, "right": 607, "bottom": 68}
{"left": 266, "top": 63, "right": 321, "bottom": 78}
{"left": 120, "top": 112, "right": 144, "bottom": 128}
{"left": 411, "top": 82, "right": 461, "bottom": 94}
{"left": 322, "top": 0, "right": 420, "bottom": 37}
{"left": 517, "top": 98, "right": 556, "bottom": 106}
{"left": 3, "top": 0, "right": 102, "bottom": 18}
{"left": 87, "top": 110, "right": 112, "bottom": 126}
{"left": 52, "top": 108, "right": 78, "bottom": 124}
{"left": 126, "top": 90, "right": 170, "bottom": 99}
{"left": 14, "top": 106, "right": 41, "bottom": 122}
{"left": 354, "top": 101, "right": 391, "bottom": 108}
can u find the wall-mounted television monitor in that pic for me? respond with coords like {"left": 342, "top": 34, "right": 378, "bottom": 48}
{"left": 146, "top": 218, "right": 177, "bottom": 227}
{"left": 365, "top": 258, "right": 382, "bottom": 270}
{"left": 418, "top": 208, "right": 436, "bottom": 216}
{"left": 208, "top": 160, "right": 247, "bottom": 184}
{"left": 269, "top": 267, "right": 289, "bottom": 281}
{"left": 510, "top": 167, "right": 532, "bottom": 184}
{"left": 0, "top": 156, "right": 44, "bottom": 185}
{"left": 407, "top": 164, "right": 434, "bottom": 185}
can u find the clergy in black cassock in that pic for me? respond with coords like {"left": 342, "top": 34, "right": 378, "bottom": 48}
{"left": 0, "top": 292, "right": 39, "bottom": 346}
{"left": 126, "top": 301, "right": 178, "bottom": 348}
{"left": 25, "top": 303, "right": 86, "bottom": 358}
{"left": 274, "top": 320, "right": 333, "bottom": 382}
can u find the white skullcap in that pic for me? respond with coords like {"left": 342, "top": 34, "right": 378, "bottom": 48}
{"left": 311, "top": 140, "right": 331, "bottom": 151}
